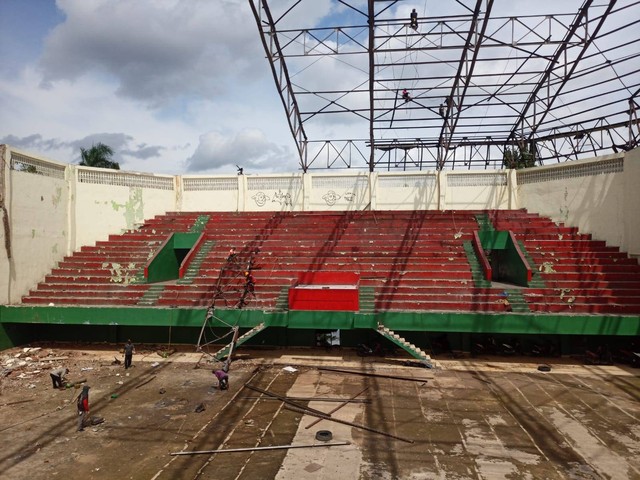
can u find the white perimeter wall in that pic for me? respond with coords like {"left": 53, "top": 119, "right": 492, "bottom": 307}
{"left": 516, "top": 152, "right": 639, "bottom": 257}
{"left": 1, "top": 145, "right": 638, "bottom": 303}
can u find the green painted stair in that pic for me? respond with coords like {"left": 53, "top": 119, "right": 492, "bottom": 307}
{"left": 463, "top": 241, "right": 491, "bottom": 288}
{"left": 189, "top": 215, "right": 210, "bottom": 233}
{"left": 177, "top": 240, "right": 215, "bottom": 285}
{"left": 376, "top": 324, "right": 433, "bottom": 367}
{"left": 137, "top": 284, "right": 166, "bottom": 306}
{"left": 518, "top": 241, "right": 546, "bottom": 288}
{"left": 359, "top": 286, "right": 375, "bottom": 314}
{"left": 475, "top": 213, "right": 495, "bottom": 232}
{"left": 212, "top": 322, "right": 267, "bottom": 361}
{"left": 501, "top": 289, "right": 530, "bottom": 313}
{"left": 274, "top": 286, "right": 290, "bottom": 311}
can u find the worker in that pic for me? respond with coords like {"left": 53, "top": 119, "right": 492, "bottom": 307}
{"left": 227, "top": 247, "right": 237, "bottom": 263}
{"left": 123, "top": 339, "right": 135, "bottom": 369}
{"left": 244, "top": 271, "right": 255, "bottom": 294}
{"left": 402, "top": 89, "right": 411, "bottom": 103}
{"left": 76, "top": 385, "right": 91, "bottom": 431}
{"left": 50, "top": 367, "right": 69, "bottom": 389}
{"left": 213, "top": 369, "right": 229, "bottom": 390}
{"left": 410, "top": 8, "right": 418, "bottom": 30}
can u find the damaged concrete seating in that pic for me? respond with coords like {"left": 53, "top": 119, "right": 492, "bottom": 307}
{"left": 19, "top": 210, "right": 640, "bottom": 316}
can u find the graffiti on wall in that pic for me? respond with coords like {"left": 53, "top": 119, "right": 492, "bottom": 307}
{"left": 273, "top": 189, "right": 292, "bottom": 206}
{"left": 252, "top": 190, "right": 293, "bottom": 207}
{"left": 322, "top": 190, "right": 356, "bottom": 206}
{"left": 251, "top": 192, "right": 270, "bottom": 207}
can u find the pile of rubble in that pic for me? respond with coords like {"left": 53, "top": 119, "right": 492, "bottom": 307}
{"left": 1, "top": 347, "right": 76, "bottom": 389}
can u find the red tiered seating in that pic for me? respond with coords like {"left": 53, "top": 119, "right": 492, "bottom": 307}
{"left": 490, "top": 210, "right": 640, "bottom": 314}
{"left": 20, "top": 209, "right": 640, "bottom": 315}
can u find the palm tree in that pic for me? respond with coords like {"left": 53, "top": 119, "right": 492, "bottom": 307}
{"left": 79, "top": 143, "right": 120, "bottom": 170}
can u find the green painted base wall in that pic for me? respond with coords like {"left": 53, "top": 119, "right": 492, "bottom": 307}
{"left": 0, "top": 305, "right": 638, "bottom": 350}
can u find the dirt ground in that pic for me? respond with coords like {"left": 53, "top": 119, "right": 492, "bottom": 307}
{"left": 0, "top": 344, "right": 639, "bottom": 480}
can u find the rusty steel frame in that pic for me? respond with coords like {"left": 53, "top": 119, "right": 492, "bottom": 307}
{"left": 249, "top": 0, "right": 640, "bottom": 171}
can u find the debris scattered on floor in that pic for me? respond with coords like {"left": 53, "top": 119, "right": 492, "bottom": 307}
{"left": 282, "top": 366, "right": 297, "bottom": 373}
{"left": 194, "top": 403, "right": 205, "bottom": 413}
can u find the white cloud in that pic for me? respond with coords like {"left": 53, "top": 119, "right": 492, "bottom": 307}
{"left": 185, "top": 129, "right": 296, "bottom": 173}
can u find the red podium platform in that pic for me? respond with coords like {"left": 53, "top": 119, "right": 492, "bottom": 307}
{"left": 288, "top": 272, "right": 359, "bottom": 311}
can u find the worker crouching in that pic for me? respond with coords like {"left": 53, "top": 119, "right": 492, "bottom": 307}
{"left": 213, "top": 369, "right": 229, "bottom": 390}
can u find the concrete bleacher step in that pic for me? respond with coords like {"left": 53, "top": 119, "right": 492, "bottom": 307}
{"left": 20, "top": 209, "right": 640, "bottom": 315}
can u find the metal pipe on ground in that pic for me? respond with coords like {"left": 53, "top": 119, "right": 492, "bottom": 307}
{"left": 317, "top": 367, "right": 430, "bottom": 383}
{"left": 170, "top": 441, "right": 351, "bottom": 456}
{"left": 305, "top": 387, "right": 369, "bottom": 429}
{"left": 243, "top": 383, "right": 327, "bottom": 416}
{"left": 284, "top": 405, "right": 414, "bottom": 444}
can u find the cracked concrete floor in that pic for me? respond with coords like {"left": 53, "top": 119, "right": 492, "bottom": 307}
{"left": 0, "top": 345, "right": 638, "bottom": 479}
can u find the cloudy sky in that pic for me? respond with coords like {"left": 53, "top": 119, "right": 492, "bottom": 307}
{"left": 1, "top": 1, "right": 631, "bottom": 174}
{"left": 0, "top": 0, "right": 310, "bottom": 175}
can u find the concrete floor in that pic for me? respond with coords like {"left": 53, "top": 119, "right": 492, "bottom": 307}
{"left": 0, "top": 345, "right": 638, "bottom": 479}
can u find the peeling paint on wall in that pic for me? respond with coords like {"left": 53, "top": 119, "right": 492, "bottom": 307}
{"left": 52, "top": 187, "right": 62, "bottom": 208}
{"left": 51, "top": 244, "right": 58, "bottom": 254}
{"left": 31, "top": 229, "right": 36, "bottom": 239}
{"left": 111, "top": 187, "right": 144, "bottom": 230}
{"left": 102, "top": 261, "right": 139, "bottom": 284}
{"left": 558, "top": 187, "right": 570, "bottom": 224}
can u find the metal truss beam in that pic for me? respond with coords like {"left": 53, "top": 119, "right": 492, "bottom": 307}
{"left": 250, "top": 0, "right": 639, "bottom": 171}
{"left": 249, "top": 0, "right": 308, "bottom": 171}
{"left": 508, "top": 0, "right": 618, "bottom": 145}
{"left": 437, "top": 0, "right": 494, "bottom": 170}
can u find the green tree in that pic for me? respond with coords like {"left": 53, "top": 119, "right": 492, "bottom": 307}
{"left": 503, "top": 144, "right": 536, "bottom": 169}
{"left": 79, "top": 143, "right": 120, "bottom": 170}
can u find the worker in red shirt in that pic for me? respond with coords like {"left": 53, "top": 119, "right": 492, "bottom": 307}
{"left": 76, "top": 385, "right": 90, "bottom": 431}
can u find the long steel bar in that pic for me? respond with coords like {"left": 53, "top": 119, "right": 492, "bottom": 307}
{"left": 284, "top": 404, "right": 414, "bottom": 443}
{"left": 243, "top": 383, "right": 327, "bottom": 416}
{"left": 239, "top": 396, "right": 371, "bottom": 403}
{"left": 304, "top": 386, "right": 369, "bottom": 429}
{"left": 170, "top": 441, "right": 351, "bottom": 456}
{"left": 317, "top": 366, "right": 430, "bottom": 383}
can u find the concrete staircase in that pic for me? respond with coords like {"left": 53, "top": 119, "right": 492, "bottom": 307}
{"left": 376, "top": 324, "right": 433, "bottom": 367}
{"left": 462, "top": 240, "right": 491, "bottom": 288}
{"left": 137, "top": 284, "right": 166, "bottom": 306}
{"left": 211, "top": 322, "right": 267, "bottom": 361}
{"left": 177, "top": 240, "right": 216, "bottom": 285}
{"left": 359, "top": 286, "right": 376, "bottom": 314}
